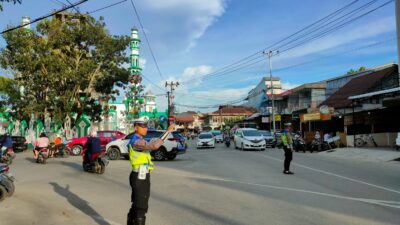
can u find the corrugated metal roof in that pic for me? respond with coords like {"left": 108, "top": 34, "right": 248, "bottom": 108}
{"left": 320, "top": 65, "right": 397, "bottom": 108}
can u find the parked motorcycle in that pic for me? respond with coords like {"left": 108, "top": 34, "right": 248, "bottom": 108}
{"left": 36, "top": 148, "right": 49, "bottom": 164}
{"left": 0, "top": 163, "right": 15, "bottom": 201}
{"left": 293, "top": 134, "right": 306, "bottom": 153}
{"left": 82, "top": 150, "right": 109, "bottom": 174}
{"left": 0, "top": 146, "right": 15, "bottom": 165}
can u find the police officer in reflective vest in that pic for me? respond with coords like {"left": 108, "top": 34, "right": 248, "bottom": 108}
{"left": 282, "top": 122, "right": 294, "bottom": 175}
{"left": 127, "top": 116, "right": 175, "bottom": 225}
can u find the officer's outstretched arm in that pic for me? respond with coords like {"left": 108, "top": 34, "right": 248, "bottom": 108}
{"left": 133, "top": 139, "right": 163, "bottom": 151}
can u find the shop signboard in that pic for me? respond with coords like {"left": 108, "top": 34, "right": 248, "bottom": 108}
{"left": 301, "top": 112, "right": 321, "bottom": 122}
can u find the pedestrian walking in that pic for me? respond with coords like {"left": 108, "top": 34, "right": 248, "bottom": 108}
{"left": 127, "top": 116, "right": 175, "bottom": 225}
{"left": 282, "top": 123, "right": 294, "bottom": 175}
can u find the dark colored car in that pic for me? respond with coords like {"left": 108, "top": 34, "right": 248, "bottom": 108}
{"left": 274, "top": 132, "right": 283, "bottom": 148}
{"left": 0, "top": 135, "right": 28, "bottom": 153}
{"left": 259, "top": 130, "right": 275, "bottom": 148}
{"left": 67, "top": 130, "right": 125, "bottom": 156}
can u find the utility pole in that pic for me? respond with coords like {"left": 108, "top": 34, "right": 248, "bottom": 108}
{"left": 263, "top": 50, "right": 279, "bottom": 134}
{"left": 396, "top": 0, "right": 400, "bottom": 84}
{"left": 165, "top": 81, "right": 179, "bottom": 127}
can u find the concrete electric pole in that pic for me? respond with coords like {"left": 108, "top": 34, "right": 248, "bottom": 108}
{"left": 396, "top": 0, "right": 400, "bottom": 83}
{"left": 263, "top": 50, "right": 279, "bottom": 134}
{"left": 165, "top": 81, "right": 179, "bottom": 127}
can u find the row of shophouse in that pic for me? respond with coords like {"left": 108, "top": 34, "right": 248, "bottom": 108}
{"left": 244, "top": 63, "right": 400, "bottom": 147}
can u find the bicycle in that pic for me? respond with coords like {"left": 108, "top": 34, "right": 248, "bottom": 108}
{"left": 355, "top": 134, "right": 377, "bottom": 147}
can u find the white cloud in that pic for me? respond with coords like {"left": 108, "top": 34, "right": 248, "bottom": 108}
{"left": 281, "top": 82, "right": 300, "bottom": 91}
{"left": 139, "top": 57, "right": 147, "bottom": 69}
{"left": 139, "top": 0, "right": 227, "bottom": 53}
{"left": 275, "top": 16, "right": 396, "bottom": 63}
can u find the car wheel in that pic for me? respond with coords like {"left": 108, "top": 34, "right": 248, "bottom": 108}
{"left": 167, "top": 153, "right": 177, "bottom": 160}
{"left": 71, "top": 145, "right": 83, "bottom": 156}
{"left": 108, "top": 147, "right": 121, "bottom": 160}
{"left": 0, "top": 185, "right": 7, "bottom": 201}
{"left": 154, "top": 147, "right": 167, "bottom": 161}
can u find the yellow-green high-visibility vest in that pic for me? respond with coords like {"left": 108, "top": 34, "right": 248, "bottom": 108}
{"left": 128, "top": 136, "right": 154, "bottom": 171}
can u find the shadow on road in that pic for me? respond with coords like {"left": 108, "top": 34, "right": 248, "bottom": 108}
{"left": 24, "top": 157, "right": 36, "bottom": 163}
{"left": 60, "top": 161, "right": 82, "bottom": 171}
{"left": 49, "top": 182, "right": 111, "bottom": 225}
{"left": 152, "top": 192, "right": 244, "bottom": 225}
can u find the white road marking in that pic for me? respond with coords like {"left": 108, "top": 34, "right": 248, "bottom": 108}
{"left": 155, "top": 170, "right": 400, "bottom": 210}
{"left": 255, "top": 153, "right": 400, "bottom": 195}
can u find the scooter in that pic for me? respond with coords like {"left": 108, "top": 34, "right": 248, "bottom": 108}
{"left": 0, "top": 146, "right": 16, "bottom": 165}
{"left": 224, "top": 137, "right": 231, "bottom": 148}
{"left": 82, "top": 149, "right": 109, "bottom": 174}
{"left": 49, "top": 143, "right": 69, "bottom": 158}
{"left": 293, "top": 135, "right": 306, "bottom": 153}
{"left": 0, "top": 163, "right": 15, "bottom": 202}
{"left": 36, "top": 148, "right": 49, "bottom": 164}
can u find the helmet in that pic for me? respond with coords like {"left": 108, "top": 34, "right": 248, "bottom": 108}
{"left": 134, "top": 116, "right": 149, "bottom": 126}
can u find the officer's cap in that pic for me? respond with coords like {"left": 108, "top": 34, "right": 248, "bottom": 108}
{"left": 134, "top": 116, "right": 149, "bottom": 126}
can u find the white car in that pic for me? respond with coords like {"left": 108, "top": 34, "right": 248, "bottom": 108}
{"left": 106, "top": 130, "right": 187, "bottom": 161}
{"left": 211, "top": 130, "right": 224, "bottom": 143}
{"left": 196, "top": 132, "right": 215, "bottom": 149}
{"left": 234, "top": 128, "right": 266, "bottom": 151}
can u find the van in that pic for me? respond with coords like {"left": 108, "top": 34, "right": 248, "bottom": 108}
{"left": 234, "top": 128, "right": 266, "bottom": 151}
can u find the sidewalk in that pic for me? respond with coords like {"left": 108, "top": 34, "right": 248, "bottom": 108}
{"left": 317, "top": 147, "right": 400, "bottom": 163}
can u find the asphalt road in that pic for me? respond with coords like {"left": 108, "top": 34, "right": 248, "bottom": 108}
{"left": 1, "top": 141, "right": 400, "bottom": 225}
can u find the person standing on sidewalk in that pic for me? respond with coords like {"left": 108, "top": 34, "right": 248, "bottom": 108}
{"left": 127, "top": 116, "right": 175, "bottom": 225}
{"left": 282, "top": 123, "right": 294, "bottom": 175}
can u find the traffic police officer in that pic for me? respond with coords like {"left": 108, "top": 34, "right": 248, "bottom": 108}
{"left": 127, "top": 116, "right": 174, "bottom": 225}
{"left": 282, "top": 122, "right": 294, "bottom": 175}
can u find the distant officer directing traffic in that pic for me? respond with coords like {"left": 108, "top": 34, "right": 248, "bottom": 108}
{"left": 127, "top": 116, "right": 174, "bottom": 225}
{"left": 282, "top": 122, "right": 294, "bottom": 175}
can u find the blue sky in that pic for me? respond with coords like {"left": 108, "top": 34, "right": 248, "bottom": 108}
{"left": 0, "top": 0, "right": 398, "bottom": 112}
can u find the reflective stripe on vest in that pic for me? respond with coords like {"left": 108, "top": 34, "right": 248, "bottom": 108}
{"left": 129, "top": 144, "right": 154, "bottom": 171}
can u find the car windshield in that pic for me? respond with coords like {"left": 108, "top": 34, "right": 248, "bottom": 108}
{"left": 172, "top": 131, "right": 184, "bottom": 139}
{"left": 260, "top": 131, "right": 272, "bottom": 136}
{"left": 211, "top": 131, "right": 221, "bottom": 135}
{"left": 199, "top": 134, "right": 213, "bottom": 139}
{"left": 242, "top": 130, "right": 261, "bottom": 137}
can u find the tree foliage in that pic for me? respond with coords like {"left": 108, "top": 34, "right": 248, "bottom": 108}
{"left": 0, "top": 0, "right": 21, "bottom": 11}
{"left": 0, "top": 76, "right": 18, "bottom": 111}
{"left": 0, "top": 15, "right": 130, "bottom": 124}
{"left": 347, "top": 66, "right": 366, "bottom": 75}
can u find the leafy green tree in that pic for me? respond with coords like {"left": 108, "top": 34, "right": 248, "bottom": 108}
{"left": 347, "top": 66, "right": 366, "bottom": 75}
{"left": 0, "top": 76, "right": 18, "bottom": 111}
{"left": 0, "top": 15, "right": 130, "bottom": 125}
{"left": 0, "top": 0, "right": 21, "bottom": 11}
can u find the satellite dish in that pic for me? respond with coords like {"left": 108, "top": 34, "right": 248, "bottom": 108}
{"left": 319, "top": 105, "right": 330, "bottom": 115}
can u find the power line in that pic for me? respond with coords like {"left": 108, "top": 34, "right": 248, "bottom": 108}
{"left": 88, "top": 0, "right": 127, "bottom": 14}
{"left": 64, "top": 0, "right": 81, "bottom": 13}
{"left": 208, "top": 37, "right": 397, "bottom": 91}
{"left": 141, "top": 74, "right": 165, "bottom": 92}
{"left": 181, "top": 0, "right": 361, "bottom": 85}
{"left": 1, "top": 0, "right": 89, "bottom": 34}
{"left": 279, "top": 0, "right": 395, "bottom": 54}
{"left": 273, "top": 0, "right": 379, "bottom": 52}
{"left": 183, "top": 0, "right": 392, "bottom": 87}
{"left": 129, "top": 0, "right": 165, "bottom": 81}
